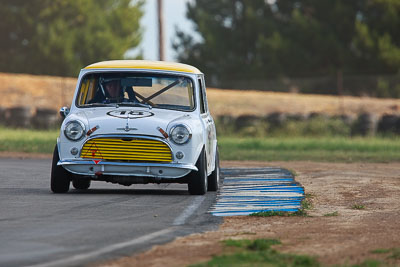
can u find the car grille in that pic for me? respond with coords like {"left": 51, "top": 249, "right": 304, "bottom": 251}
{"left": 80, "top": 137, "right": 172, "bottom": 162}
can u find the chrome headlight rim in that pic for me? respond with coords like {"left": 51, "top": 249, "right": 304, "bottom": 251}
{"left": 64, "top": 120, "right": 86, "bottom": 141}
{"left": 169, "top": 124, "right": 192, "bottom": 145}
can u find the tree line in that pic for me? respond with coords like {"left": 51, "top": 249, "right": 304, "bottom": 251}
{"left": 1, "top": 0, "right": 399, "bottom": 96}
{"left": 0, "top": 0, "right": 143, "bottom": 77}
{"left": 173, "top": 0, "right": 400, "bottom": 96}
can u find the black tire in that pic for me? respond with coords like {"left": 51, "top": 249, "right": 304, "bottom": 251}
{"left": 50, "top": 145, "right": 71, "bottom": 193}
{"left": 72, "top": 179, "right": 91, "bottom": 190}
{"left": 188, "top": 148, "right": 208, "bottom": 195}
{"left": 207, "top": 147, "right": 220, "bottom": 191}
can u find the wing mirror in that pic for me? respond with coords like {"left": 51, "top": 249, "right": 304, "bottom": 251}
{"left": 59, "top": 107, "right": 70, "bottom": 119}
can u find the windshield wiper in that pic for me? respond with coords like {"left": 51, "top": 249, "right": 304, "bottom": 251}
{"left": 117, "top": 102, "right": 152, "bottom": 109}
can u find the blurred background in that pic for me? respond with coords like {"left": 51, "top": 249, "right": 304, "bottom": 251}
{"left": 1, "top": 0, "right": 400, "bottom": 161}
{"left": 1, "top": 0, "right": 399, "bottom": 93}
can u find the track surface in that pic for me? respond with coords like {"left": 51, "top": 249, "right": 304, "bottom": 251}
{"left": 0, "top": 158, "right": 220, "bottom": 267}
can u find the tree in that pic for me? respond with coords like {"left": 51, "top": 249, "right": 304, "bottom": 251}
{"left": 0, "top": 0, "right": 143, "bottom": 76}
{"left": 353, "top": 0, "right": 400, "bottom": 73}
{"left": 174, "top": 0, "right": 400, "bottom": 91}
{"left": 174, "top": 0, "right": 278, "bottom": 86}
{"left": 275, "top": 0, "right": 364, "bottom": 75}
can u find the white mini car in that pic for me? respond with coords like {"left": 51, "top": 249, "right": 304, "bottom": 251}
{"left": 51, "top": 60, "right": 219, "bottom": 195}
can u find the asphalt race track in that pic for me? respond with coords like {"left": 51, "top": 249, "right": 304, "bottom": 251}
{"left": 0, "top": 159, "right": 303, "bottom": 266}
{"left": 0, "top": 158, "right": 220, "bottom": 267}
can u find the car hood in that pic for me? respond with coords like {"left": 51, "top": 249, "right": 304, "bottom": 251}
{"left": 79, "top": 108, "right": 193, "bottom": 138}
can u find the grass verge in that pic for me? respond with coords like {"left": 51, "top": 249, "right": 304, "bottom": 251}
{"left": 2, "top": 127, "right": 400, "bottom": 163}
{"left": 249, "top": 193, "right": 312, "bottom": 217}
{"left": 323, "top": 211, "right": 339, "bottom": 217}
{"left": 352, "top": 204, "right": 366, "bottom": 210}
{"left": 219, "top": 136, "right": 400, "bottom": 162}
{"left": 0, "top": 127, "right": 58, "bottom": 154}
{"left": 371, "top": 248, "right": 400, "bottom": 260}
{"left": 249, "top": 210, "right": 308, "bottom": 217}
{"left": 192, "top": 239, "right": 391, "bottom": 267}
{"left": 191, "top": 238, "right": 320, "bottom": 267}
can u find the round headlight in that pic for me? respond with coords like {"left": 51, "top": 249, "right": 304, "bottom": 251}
{"left": 64, "top": 120, "right": 86, "bottom": 141}
{"left": 170, "top": 124, "right": 191, "bottom": 145}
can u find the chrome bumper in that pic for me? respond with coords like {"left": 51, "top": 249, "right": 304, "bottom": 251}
{"left": 58, "top": 159, "right": 197, "bottom": 178}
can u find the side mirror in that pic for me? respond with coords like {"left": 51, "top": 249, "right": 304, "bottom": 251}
{"left": 59, "top": 107, "right": 70, "bottom": 119}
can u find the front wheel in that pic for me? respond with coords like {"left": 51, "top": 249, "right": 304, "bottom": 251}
{"left": 208, "top": 147, "right": 220, "bottom": 191}
{"left": 50, "top": 145, "right": 71, "bottom": 193}
{"left": 188, "top": 148, "right": 208, "bottom": 195}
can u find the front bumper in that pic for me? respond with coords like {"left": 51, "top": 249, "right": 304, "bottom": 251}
{"left": 58, "top": 159, "right": 197, "bottom": 178}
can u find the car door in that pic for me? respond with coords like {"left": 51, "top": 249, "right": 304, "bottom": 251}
{"left": 198, "top": 75, "right": 215, "bottom": 173}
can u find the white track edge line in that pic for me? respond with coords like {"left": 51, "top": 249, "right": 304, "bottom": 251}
{"left": 29, "top": 227, "right": 175, "bottom": 267}
{"left": 173, "top": 195, "right": 206, "bottom": 226}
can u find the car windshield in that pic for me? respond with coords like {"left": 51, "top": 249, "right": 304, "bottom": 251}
{"left": 76, "top": 73, "right": 195, "bottom": 111}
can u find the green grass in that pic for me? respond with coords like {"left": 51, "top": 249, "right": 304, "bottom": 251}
{"left": 390, "top": 248, "right": 400, "bottom": 260}
{"left": 323, "top": 211, "right": 339, "bottom": 217}
{"left": 218, "top": 136, "right": 400, "bottom": 162}
{"left": 371, "top": 248, "right": 400, "bottom": 261}
{"left": 371, "top": 249, "right": 392, "bottom": 254}
{"left": 249, "top": 194, "right": 312, "bottom": 217}
{"left": 302, "top": 194, "right": 314, "bottom": 210}
{"left": 191, "top": 238, "right": 320, "bottom": 267}
{"left": 192, "top": 239, "right": 391, "bottom": 267}
{"left": 223, "top": 238, "right": 281, "bottom": 250}
{"left": 0, "top": 127, "right": 58, "bottom": 154}
{"left": 249, "top": 210, "right": 308, "bottom": 217}
{"left": 352, "top": 204, "right": 366, "bottom": 210}
{"left": 2, "top": 127, "right": 400, "bottom": 163}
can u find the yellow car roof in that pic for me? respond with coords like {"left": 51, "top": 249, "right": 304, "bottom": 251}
{"left": 84, "top": 60, "right": 202, "bottom": 74}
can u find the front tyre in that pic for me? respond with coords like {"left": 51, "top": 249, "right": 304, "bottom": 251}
{"left": 50, "top": 145, "right": 71, "bottom": 193}
{"left": 188, "top": 148, "right": 208, "bottom": 195}
{"left": 208, "top": 147, "right": 220, "bottom": 191}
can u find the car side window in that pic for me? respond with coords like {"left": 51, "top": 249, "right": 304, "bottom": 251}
{"left": 198, "top": 77, "right": 208, "bottom": 114}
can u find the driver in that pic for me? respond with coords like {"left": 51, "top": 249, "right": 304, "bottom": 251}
{"left": 88, "top": 78, "right": 141, "bottom": 104}
{"left": 104, "top": 79, "right": 120, "bottom": 100}
{"left": 88, "top": 78, "right": 122, "bottom": 104}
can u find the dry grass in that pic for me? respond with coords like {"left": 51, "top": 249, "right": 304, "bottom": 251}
{"left": 1, "top": 72, "right": 400, "bottom": 116}
{"left": 0, "top": 72, "right": 75, "bottom": 111}
{"left": 207, "top": 88, "right": 400, "bottom": 117}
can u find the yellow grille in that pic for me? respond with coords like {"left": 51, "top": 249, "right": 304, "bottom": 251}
{"left": 81, "top": 137, "right": 172, "bottom": 162}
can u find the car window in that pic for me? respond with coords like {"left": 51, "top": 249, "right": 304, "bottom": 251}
{"left": 76, "top": 73, "right": 195, "bottom": 111}
{"left": 198, "top": 77, "right": 208, "bottom": 114}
